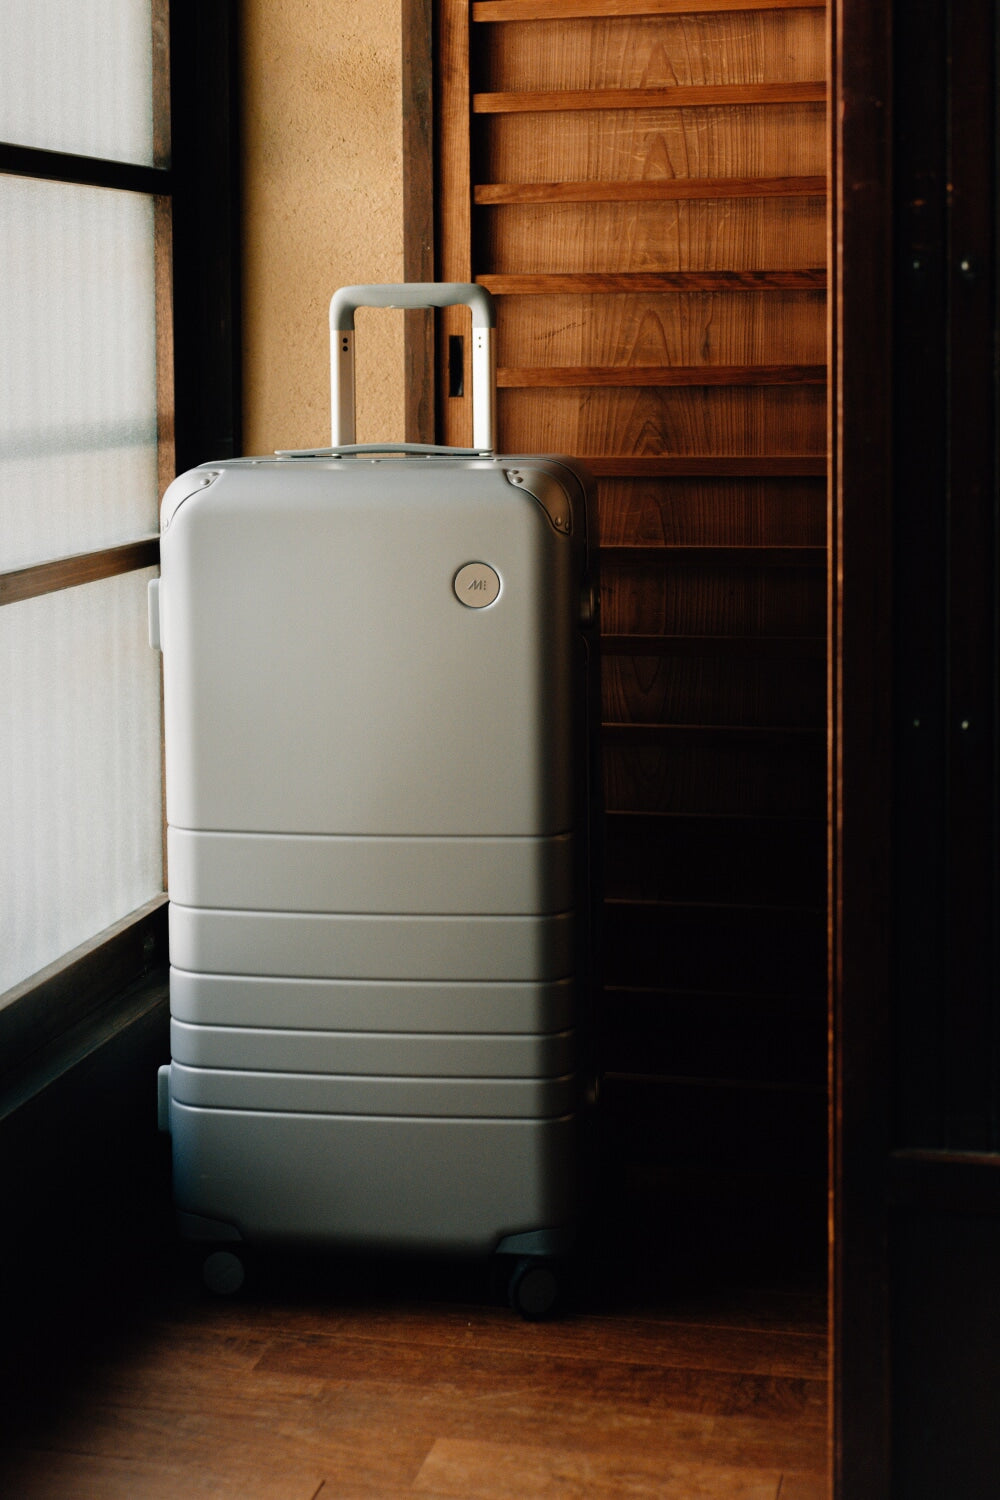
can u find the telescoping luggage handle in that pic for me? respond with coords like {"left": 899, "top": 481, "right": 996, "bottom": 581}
{"left": 329, "top": 283, "right": 496, "bottom": 452}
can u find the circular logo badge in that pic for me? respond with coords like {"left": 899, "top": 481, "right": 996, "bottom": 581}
{"left": 454, "top": 562, "right": 501, "bottom": 608}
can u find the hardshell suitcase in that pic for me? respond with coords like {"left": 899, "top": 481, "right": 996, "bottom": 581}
{"left": 153, "top": 284, "right": 600, "bottom": 1311}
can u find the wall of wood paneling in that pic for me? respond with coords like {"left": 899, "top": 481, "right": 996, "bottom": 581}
{"left": 435, "top": 0, "right": 828, "bottom": 1221}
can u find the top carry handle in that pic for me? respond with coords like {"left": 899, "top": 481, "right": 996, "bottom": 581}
{"left": 329, "top": 283, "right": 496, "bottom": 451}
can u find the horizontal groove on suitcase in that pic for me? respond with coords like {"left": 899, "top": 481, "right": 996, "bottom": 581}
{"left": 168, "top": 971, "right": 578, "bottom": 1033}
{"left": 168, "top": 907, "right": 576, "bottom": 982}
{"left": 169, "top": 1019, "right": 577, "bottom": 1077}
{"left": 167, "top": 829, "right": 575, "bottom": 915}
{"left": 168, "top": 1063, "right": 579, "bottom": 1118}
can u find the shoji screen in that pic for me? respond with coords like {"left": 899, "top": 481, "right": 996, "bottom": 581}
{"left": 0, "top": 0, "right": 168, "bottom": 998}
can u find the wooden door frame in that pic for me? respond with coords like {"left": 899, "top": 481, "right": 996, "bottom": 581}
{"left": 829, "top": 0, "right": 894, "bottom": 1492}
{"left": 402, "top": 0, "right": 436, "bottom": 442}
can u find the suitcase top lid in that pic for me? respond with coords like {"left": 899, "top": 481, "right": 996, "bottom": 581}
{"left": 159, "top": 448, "right": 591, "bottom": 543}
{"left": 161, "top": 283, "right": 591, "bottom": 540}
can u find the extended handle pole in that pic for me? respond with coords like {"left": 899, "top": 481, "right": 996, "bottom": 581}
{"left": 329, "top": 283, "right": 496, "bottom": 450}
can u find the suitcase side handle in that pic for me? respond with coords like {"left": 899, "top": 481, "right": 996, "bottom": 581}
{"left": 329, "top": 282, "right": 496, "bottom": 451}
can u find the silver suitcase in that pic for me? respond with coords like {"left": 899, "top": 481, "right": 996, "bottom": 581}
{"left": 153, "top": 284, "right": 600, "bottom": 1312}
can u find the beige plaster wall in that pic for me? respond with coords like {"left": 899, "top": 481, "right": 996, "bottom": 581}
{"left": 239, "top": 0, "right": 404, "bottom": 452}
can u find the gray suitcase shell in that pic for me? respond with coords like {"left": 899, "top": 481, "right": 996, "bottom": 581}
{"left": 153, "top": 284, "right": 599, "bottom": 1268}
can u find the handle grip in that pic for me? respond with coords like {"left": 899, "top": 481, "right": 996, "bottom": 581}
{"left": 329, "top": 282, "right": 496, "bottom": 451}
{"left": 330, "top": 282, "right": 495, "bottom": 330}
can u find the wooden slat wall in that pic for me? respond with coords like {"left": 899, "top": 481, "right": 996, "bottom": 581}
{"left": 436, "top": 0, "right": 827, "bottom": 1221}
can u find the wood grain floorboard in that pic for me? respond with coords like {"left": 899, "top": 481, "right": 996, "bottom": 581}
{"left": 251, "top": 1308, "right": 827, "bottom": 1380}
{"left": 1, "top": 1259, "right": 828, "bottom": 1499}
{"left": 776, "top": 1475, "right": 829, "bottom": 1500}
{"left": 59, "top": 1328, "right": 826, "bottom": 1452}
{"left": 646, "top": 1287, "right": 826, "bottom": 1336}
{"left": 252, "top": 1330, "right": 826, "bottom": 1419}
{"left": 413, "top": 1435, "right": 788, "bottom": 1498}
{"left": 0, "top": 1452, "right": 327, "bottom": 1500}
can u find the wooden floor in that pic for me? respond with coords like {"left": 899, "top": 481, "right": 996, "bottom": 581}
{"left": 0, "top": 1181, "right": 828, "bottom": 1500}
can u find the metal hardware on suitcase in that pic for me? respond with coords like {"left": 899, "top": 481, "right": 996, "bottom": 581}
{"left": 152, "top": 283, "right": 600, "bottom": 1315}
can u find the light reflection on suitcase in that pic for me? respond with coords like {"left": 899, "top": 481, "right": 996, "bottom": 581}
{"left": 152, "top": 285, "right": 600, "bottom": 1315}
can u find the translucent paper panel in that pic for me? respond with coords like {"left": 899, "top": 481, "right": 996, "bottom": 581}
{"left": 0, "top": 176, "right": 159, "bottom": 571}
{"left": 0, "top": 570, "right": 163, "bottom": 995}
{"left": 0, "top": 0, "right": 154, "bottom": 165}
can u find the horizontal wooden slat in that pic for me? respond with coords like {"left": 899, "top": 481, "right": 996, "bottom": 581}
{"left": 474, "top": 0, "right": 825, "bottom": 19}
{"left": 604, "top": 739, "right": 824, "bottom": 816}
{"left": 604, "top": 663, "right": 824, "bottom": 742}
{"left": 600, "top": 557, "right": 824, "bottom": 635}
{"left": 607, "top": 1069, "right": 824, "bottom": 1094}
{"left": 601, "top": 985, "right": 827, "bottom": 1089}
{"left": 502, "top": 386, "right": 826, "bottom": 459}
{"left": 602, "top": 722, "right": 823, "bottom": 744}
{"left": 479, "top": 271, "right": 827, "bottom": 292}
{"left": 484, "top": 201, "right": 825, "bottom": 276}
{"left": 601, "top": 1072, "right": 827, "bottom": 1178}
{"left": 605, "top": 809, "right": 825, "bottom": 906}
{"left": 474, "top": 83, "right": 826, "bottom": 113}
{"left": 497, "top": 291, "right": 827, "bottom": 369}
{"left": 0, "top": 537, "right": 160, "bottom": 607}
{"left": 597, "top": 476, "right": 827, "bottom": 547}
{"left": 483, "top": 104, "right": 826, "bottom": 187}
{"left": 606, "top": 893, "right": 825, "bottom": 913}
{"left": 602, "top": 544, "right": 825, "bottom": 566}
{"left": 889, "top": 1150, "right": 1000, "bottom": 1216}
{"left": 604, "top": 898, "right": 826, "bottom": 994}
{"left": 476, "top": 176, "right": 826, "bottom": 204}
{"left": 499, "top": 363, "right": 826, "bottom": 387}
{"left": 588, "top": 455, "right": 827, "bottom": 475}
{"left": 602, "top": 650, "right": 825, "bottom": 729}
{"left": 601, "top": 633, "right": 826, "bottom": 657}
{"left": 481, "top": 7, "right": 826, "bottom": 98}
{"left": 603, "top": 653, "right": 824, "bottom": 733}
